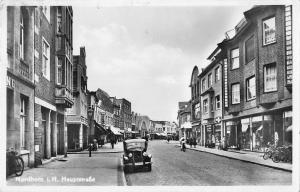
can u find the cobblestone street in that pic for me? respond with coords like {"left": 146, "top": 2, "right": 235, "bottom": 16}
{"left": 125, "top": 140, "right": 292, "bottom": 185}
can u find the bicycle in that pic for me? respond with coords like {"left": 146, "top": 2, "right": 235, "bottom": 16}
{"left": 6, "top": 149, "right": 24, "bottom": 177}
{"left": 272, "top": 145, "right": 292, "bottom": 163}
{"left": 263, "top": 142, "right": 276, "bottom": 160}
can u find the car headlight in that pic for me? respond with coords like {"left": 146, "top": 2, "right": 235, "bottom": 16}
{"left": 148, "top": 154, "right": 152, "bottom": 158}
{"left": 143, "top": 152, "right": 147, "bottom": 156}
{"left": 128, "top": 153, "right": 133, "bottom": 158}
{"left": 124, "top": 156, "right": 129, "bottom": 161}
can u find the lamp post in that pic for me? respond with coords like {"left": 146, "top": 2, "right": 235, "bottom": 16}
{"left": 88, "top": 108, "right": 94, "bottom": 157}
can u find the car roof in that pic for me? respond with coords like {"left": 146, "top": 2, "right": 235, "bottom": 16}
{"left": 124, "top": 139, "right": 146, "bottom": 143}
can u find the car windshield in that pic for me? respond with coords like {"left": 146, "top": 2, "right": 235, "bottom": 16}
{"left": 126, "top": 142, "right": 145, "bottom": 151}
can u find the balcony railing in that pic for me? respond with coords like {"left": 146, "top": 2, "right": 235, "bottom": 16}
{"left": 55, "top": 86, "right": 74, "bottom": 108}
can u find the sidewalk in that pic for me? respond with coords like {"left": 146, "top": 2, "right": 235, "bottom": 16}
{"left": 68, "top": 141, "right": 124, "bottom": 154}
{"left": 6, "top": 153, "right": 126, "bottom": 186}
{"left": 173, "top": 141, "right": 292, "bottom": 172}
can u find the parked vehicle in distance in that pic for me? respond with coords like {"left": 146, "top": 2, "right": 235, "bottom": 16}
{"left": 123, "top": 139, "right": 152, "bottom": 173}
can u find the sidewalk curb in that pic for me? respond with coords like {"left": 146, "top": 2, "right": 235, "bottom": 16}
{"left": 67, "top": 151, "right": 123, "bottom": 154}
{"left": 119, "top": 158, "right": 128, "bottom": 186}
{"left": 175, "top": 145, "right": 292, "bottom": 172}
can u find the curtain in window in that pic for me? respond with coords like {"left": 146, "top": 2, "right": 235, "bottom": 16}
{"left": 265, "top": 64, "right": 276, "bottom": 92}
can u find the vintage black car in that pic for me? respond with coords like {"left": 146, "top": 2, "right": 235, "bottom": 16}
{"left": 123, "top": 139, "right": 152, "bottom": 173}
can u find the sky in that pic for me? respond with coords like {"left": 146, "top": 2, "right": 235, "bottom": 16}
{"left": 73, "top": 5, "right": 253, "bottom": 122}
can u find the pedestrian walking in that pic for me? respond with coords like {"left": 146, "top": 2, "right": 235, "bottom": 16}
{"left": 193, "top": 137, "right": 197, "bottom": 148}
{"left": 110, "top": 136, "right": 115, "bottom": 149}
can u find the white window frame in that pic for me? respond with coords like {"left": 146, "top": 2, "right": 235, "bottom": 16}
{"left": 215, "top": 95, "right": 220, "bottom": 110}
{"left": 57, "top": 7, "right": 62, "bottom": 33}
{"left": 231, "top": 48, "right": 239, "bottom": 70}
{"left": 231, "top": 83, "right": 240, "bottom": 104}
{"left": 263, "top": 17, "right": 276, "bottom": 45}
{"left": 20, "top": 97, "right": 26, "bottom": 149}
{"left": 42, "top": 6, "right": 50, "bottom": 22}
{"left": 56, "top": 57, "right": 62, "bottom": 85}
{"left": 264, "top": 63, "right": 277, "bottom": 92}
{"left": 20, "top": 14, "right": 24, "bottom": 60}
{"left": 202, "top": 78, "right": 206, "bottom": 92}
{"left": 246, "top": 76, "right": 256, "bottom": 100}
{"left": 203, "top": 99, "right": 208, "bottom": 113}
{"left": 194, "top": 103, "right": 200, "bottom": 119}
{"left": 208, "top": 73, "right": 212, "bottom": 87}
{"left": 215, "top": 66, "right": 220, "bottom": 82}
{"left": 42, "top": 37, "right": 50, "bottom": 80}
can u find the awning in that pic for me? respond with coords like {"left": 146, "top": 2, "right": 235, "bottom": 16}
{"left": 286, "top": 125, "right": 292, "bottom": 132}
{"left": 94, "top": 121, "right": 107, "bottom": 133}
{"left": 181, "top": 122, "right": 192, "bottom": 129}
{"left": 110, "top": 126, "right": 122, "bottom": 135}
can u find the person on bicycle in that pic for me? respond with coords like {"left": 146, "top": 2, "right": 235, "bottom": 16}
{"left": 179, "top": 137, "right": 186, "bottom": 151}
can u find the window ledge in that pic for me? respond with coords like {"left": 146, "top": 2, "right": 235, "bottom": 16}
{"left": 262, "top": 41, "right": 277, "bottom": 47}
{"left": 246, "top": 97, "right": 256, "bottom": 102}
{"left": 20, "top": 150, "right": 29, "bottom": 155}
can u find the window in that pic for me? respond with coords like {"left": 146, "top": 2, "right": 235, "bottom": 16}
{"left": 264, "top": 63, "right": 277, "bottom": 92}
{"left": 246, "top": 76, "right": 256, "bottom": 100}
{"left": 202, "top": 78, "right": 206, "bottom": 92}
{"left": 194, "top": 103, "right": 200, "bottom": 119}
{"left": 215, "top": 66, "right": 220, "bottom": 82}
{"left": 20, "top": 96, "right": 26, "bottom": 149}
{"left": 203, "top": 99, "right": 208, "bottom": 113}
{"left": 215, "top": 95, "right": 220, "bottom": 110}
{"left": 208, "top": 73, "right": 212, "bottom": 87}
{"left": 231, "top": 48, "right": 239, "bottom": 69}
{"left": 245, "top": 36, "right": 255, "bottom": 63}
{"left": 210, "top": 96, "right": 214, "bottom": 112}
{"left": 56, "top": 57, "right": 62, "bottom": 85}
{"left": 42, "top": 38, "right": 50, "bottom": 80}
{"left": 57, "top": 7, "right": 62, "bottom": 33}
{"left": 19, "top": 13, "right": 24, "bottom": 59}
{"left": 42, "top": 6, "right": 50, "bottom": 22}
{"left": 231, "top": 83, "right": 240, "bottom": 104}
{"left": 263, "top": 17, "right": 276, "bottom": 45}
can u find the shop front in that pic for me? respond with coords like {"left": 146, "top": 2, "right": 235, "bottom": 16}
{"left": 224, "top": 109, "right": 292, "bottom": 152}
{"left": 202, "top": 119, "right": 222, "bottom": 148}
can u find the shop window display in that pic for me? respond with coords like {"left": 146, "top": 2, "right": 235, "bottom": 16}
{"left": 263, "top": 115, "right": 274, "bottom": 151}
{"left": 241, "top": 118, "right": 251, "bottom": 150}
{"left": 284, "top": 111, "right": 292, "bottom": 145}
{"left": 251, "top": 116, "right": 263, "bottom": 152}
{"left": 225, "top": 121, "right": 238, "bottom": 148}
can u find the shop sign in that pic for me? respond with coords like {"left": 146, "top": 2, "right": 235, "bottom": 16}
{"left": 215, "top": 116, "right": 222, "bottom": 124}
{"left": 202, "top": 120, "right": 208, "bottom": 124}
{"left": 7, "top": 76, "right": 15, "bottom": 89}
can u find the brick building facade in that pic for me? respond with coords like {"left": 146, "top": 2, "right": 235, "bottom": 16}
{"left": 66, "top": 47, "right": 89, "bottom": 151}
{"left": 188, "top": 5, "right": 293, "bottom": 151}
{"left": 220, "top": 5, "right": 293, "bottom": 151}
{"left": 199, "top": 47, "right": 224, "bottom": 147}
{"left": 33, "top": 6, "right": 74, "bottom": 165}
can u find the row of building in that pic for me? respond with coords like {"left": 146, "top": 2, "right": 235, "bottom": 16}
{"left": 178, "top": 5, "right": 293, "bottom": 152}
{"left": 6, "top": 6, "right": 179, "bottom": 170}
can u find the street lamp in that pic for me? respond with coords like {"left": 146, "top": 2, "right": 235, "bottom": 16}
{"left": 88, "top": 108, "right": 94, "bottom": 157}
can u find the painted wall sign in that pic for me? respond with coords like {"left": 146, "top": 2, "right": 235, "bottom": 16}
{"left": 7, "top": 76, "right": 15, "bottom": 89}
